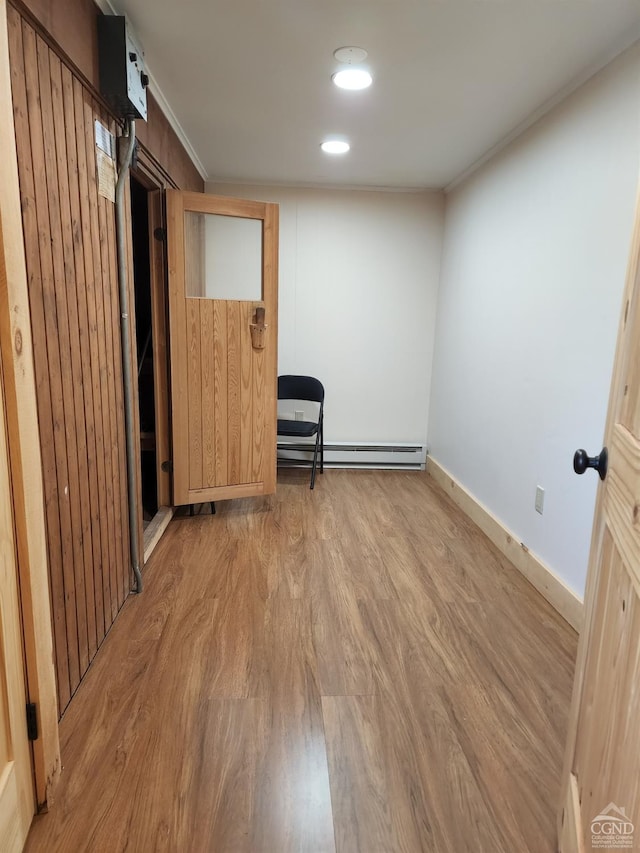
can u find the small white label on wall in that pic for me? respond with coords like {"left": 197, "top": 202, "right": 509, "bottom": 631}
{"left": 95, "top": 120, "right": 115, "bottom": 159}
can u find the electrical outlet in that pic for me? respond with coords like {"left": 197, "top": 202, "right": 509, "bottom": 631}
{"left": 295, "top": 410, "right": 304, "bottom": 421}
{"left": 535, "top": 486, "right": 545, "bottom": 515}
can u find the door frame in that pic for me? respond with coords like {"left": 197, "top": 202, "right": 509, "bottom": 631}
{"left": 0, "top": 0, "right": 60, "bottom": 811}
{"left": 128, "top": 162, "right": 174, "bottom": 562}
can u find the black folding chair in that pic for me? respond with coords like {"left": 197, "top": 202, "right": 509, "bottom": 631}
{"left": 277, "top": 375, "right": 324, "bottom": 489}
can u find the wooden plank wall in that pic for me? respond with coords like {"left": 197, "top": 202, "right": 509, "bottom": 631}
{"left": 8, "top": 6, "right": 130, "bottom": 715}
{"left": 15, "top": 0, "right": 204, "bottom": 193}
{"left": 7, "top": 0, "right": 202, "bottom": 717}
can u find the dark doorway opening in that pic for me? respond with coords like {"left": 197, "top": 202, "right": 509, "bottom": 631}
{"left": 130, "top": 176, "right": 157, "bottom": 527}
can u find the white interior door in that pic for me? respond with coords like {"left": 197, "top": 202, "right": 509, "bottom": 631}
{"left": 558, "top": 187, "right": 640, "bottom": 851}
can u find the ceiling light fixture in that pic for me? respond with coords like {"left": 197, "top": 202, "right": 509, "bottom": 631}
{"left": 321, "top": 140, "right": 350, "bottom": 154}
{"left": 332, "top": 68, "right": 372, "bottom": 90}
{"left": 332, "top": 46, "right": 372, "bottom": 91}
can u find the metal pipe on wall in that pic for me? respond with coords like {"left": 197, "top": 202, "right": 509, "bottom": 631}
{"left": 115, "top": 117, "right": 143, "bottom": 593}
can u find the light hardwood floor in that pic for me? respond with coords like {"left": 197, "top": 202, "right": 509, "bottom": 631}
{"left": 26, "top": 469, "right": 578, "bottom": 852}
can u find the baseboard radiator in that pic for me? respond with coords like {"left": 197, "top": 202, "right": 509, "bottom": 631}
{"left": 277, "top": 441, "right": 426, "bottom": 470}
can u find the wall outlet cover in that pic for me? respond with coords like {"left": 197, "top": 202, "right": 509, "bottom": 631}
{"left": 535, "top": 486, "right": 545, "bottom": 515}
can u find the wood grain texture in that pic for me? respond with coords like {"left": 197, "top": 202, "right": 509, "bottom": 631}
{"left": 9, "top": 14, "right": 131, "bottom": 713}
{"left": 13, "top": 0, "right": 204, "bottom": 192}
{"left": 213, "top": 298, "right": 229, "bottom": 485}
{"left": 166, "top": 191, "right": 278, "bottom": 504}
{"left": 187, "top": 298, "right": 203, "bottom": 490}
{"left": 9, "top": 0, "right": 205, "bottom": 717}
{"left": 428, "top": 456, "right": 583, "bottom": 630}
{"left": 10, "top": 3, "right": 69, "bottom": 698}
{"left": 0, "top": 300, "right": 34, "bottom": 848}
{"left": 240, "top": 302, "right": 254, "bottom": 483}
{"left": 26, "top": 469, "right": 577, "bottom": 852}
{"left": 227, "top": 300, "right": 241, "bottom": 485}
{"left": 1, "top": 0, "right": 59, "bottom": 808}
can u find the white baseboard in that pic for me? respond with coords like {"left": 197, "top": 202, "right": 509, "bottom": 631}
{"left": 427, "top": 458, "right": 583, "bottom": 633}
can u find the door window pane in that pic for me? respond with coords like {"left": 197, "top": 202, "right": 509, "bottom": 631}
{"left": 184, "top": 211, "right": 262, "bottom": 300}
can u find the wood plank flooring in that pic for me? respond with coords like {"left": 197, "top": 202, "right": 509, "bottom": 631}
{"left": 25, "top": 469, "right": 578, "bottom": 852}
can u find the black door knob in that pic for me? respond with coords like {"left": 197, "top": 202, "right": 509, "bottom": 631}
{"left": 573, "top": 447, "right": 608, "bottom": 480}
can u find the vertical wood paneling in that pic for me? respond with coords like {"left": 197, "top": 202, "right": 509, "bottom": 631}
{"left": 34, "top": 30, "right": 80, "bottom": 704}
{"left": 74, "top": 75, "right": 105, "bottom": 647}
{"left": 166, "top": 191, "right": 189, "bottom": 503}
{"left": 187, "top": 299, "right": 203, "bottom": 490}
{"left": 81, "top": 90, "right": 113, "bottom": 642}
{"left": 240, "top": 303, "right": 253, "bottom": 483}
{"left": 201, "top": 299, "right": 215, "bottom": 487}
{"left": 62, "top": 64, "right": 98, "bottom": 663}
{"left": 9, "top": 12, "right": 131, "bottom": 715}
{"left": 9, "top": 9, "right": 70, "bottom": 712}
{"left": 50, "top": 53, "right": 90, "bottom": 677}
{"left": 94, "top": 134, "right": 118, "bottom": 627}
{"left": 227, "top": 301, "right": 241, "bottom": 485}
{"left": 214, "top": 301, "right": 229, "bottom": 485}
{"left": 252, "top": 341, "right": 266, "bottom": 483}
{"left": 167, "top": 194, "right": 277, "bottom": 503}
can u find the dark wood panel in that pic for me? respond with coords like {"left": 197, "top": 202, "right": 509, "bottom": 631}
{"left": 8, "top": 7, "right": 71, "bottom": 711}
{"left": 12, "top": 0, "right": 204, "bottom": 193}
{"left": 80, "top": 86, "right": 114, "bottom": 643}
{"left": 9, "top": 0, "right": 204, "bottom": 716}
{"left": 50, "top": 52, "right": 90, "bottom": 677}
{"left": 93, "top": 111, "right": 119, "bottom": 627}
{"left": 72, "top": 73, "right": 105, "bottom": 650}
{"left": 30, "top": 24, "right": 79, "bottom": 709}
{"left": 61, "top": 62, "right": 98, "bottom": 664}
{"left": 26, "top": 470, "right": 577, "bottom": 851}
{"left": 9, "top": 14, "right": 131, "bottom": 714}
{"left": 14, "top": 0, "right": 98, "bottom": 87}
{"left": 98, "top": 103, "right": 129, "bottom": 605}
{"left": 136, "top": 95, "right": 204, "bottom": 193}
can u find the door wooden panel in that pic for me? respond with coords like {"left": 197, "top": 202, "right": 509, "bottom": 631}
{"left": 0, "top": 329, "right": 34, "bottom": 851}
{"left": 558, "top": 190, "right": 640, "bottom": 850}
{"left": 167, "top": 191, "right": 278, "bottom": 505}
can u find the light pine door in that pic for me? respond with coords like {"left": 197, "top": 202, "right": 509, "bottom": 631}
{"left": 558, "top": 191, "right": 640, "bottom": 850}
{"left": 166, "top": 191, "right": 278, "bottom": 506}
{"left": 0, "top": 349, "right": 34, "bottom": 849}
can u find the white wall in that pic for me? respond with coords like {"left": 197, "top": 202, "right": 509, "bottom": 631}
{"left": 207, "top": 183, "right": 444, "bottom": 445}
{"left": 428, "top": 44, "right": 640, "bottom": 597}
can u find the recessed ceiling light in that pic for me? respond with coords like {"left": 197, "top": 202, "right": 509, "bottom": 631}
{"left": 332, "top": 68, "right": 372, "bottom": 90}
{"left": 321, "top": 140, "right": 350, "bottom": 154}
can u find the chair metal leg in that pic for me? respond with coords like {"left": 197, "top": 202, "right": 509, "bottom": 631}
{"left": 210, "top": 501, "right": 216, "bottom": 515}
{"left": 310, "top": 429, "right": 321, "bottom": 489}
{"left": 189, "top": 504, "right": 194, "bottom": 516}
{"left": 320, "top": 417, "right": 324, "bottom": 474}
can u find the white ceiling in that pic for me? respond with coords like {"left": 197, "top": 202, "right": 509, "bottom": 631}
{"left": 108, "top": 0, "right": 640, "bottom": 189}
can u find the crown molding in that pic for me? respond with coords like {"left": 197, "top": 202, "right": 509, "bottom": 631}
{"left": 446, "top": 34, "right": 640, "bottom": 193}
